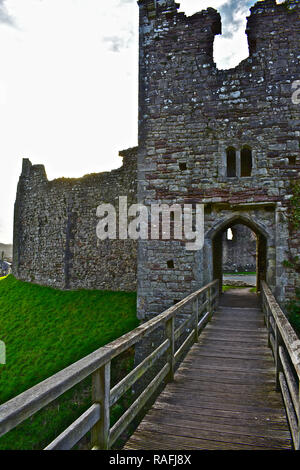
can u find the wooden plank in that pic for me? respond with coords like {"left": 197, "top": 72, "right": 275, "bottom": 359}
{"left": 279, "top": 372, "right": 298, "bottom": 449}
{"left": 200, "top": 331, "right": 267, "bottom": 342}
{"left": 205, "top": 325, "right": 266, "bottom": 334}
{"left": 204, "top": 326, "right": 267, "bottom": 336}
{"left": 262, "top": 282, "right": 300, "bottom": 379}
{"left": 270, "top": 332, "right": 275, "bottom": 356}
{"left": 196, "top": 343, "right": 270, "bottom": 354}
{"left": 110, "top": 339, "right": 170, "bottom": 407}
{"left": 141, "top": 412, "right": 291, "bottom": 442}
{"left": 176, "top": 368, "right": 276, "bottom": 385}
{"left": 161, "top": 388, "right": 285, "bottom": 410}
{"left": 125, "top": 429, "right": 274, "bottom": 450}
{"left": 109, "top": 363, "right": 170, "bottom": 447}
{"left": 45, "top": 404, "right": 100, "bottom": 450}
{"left": 197, "top": 312, "right": 210, "bottom": 333}
{"left": 91, "top": 362, "right": 111, "bottom": 450}
{"left": 174, "top": 329, "right": 196, "bottom": 362}
{"left": 166, "top": 316, "right": 175, "bottom": 382}
{"left": 174, "top": 314, "right": 193, "bottom": 341}
{"left": 183, "top": 360, "right": 274, "bottom": 374}
{"left": 193, "top": 298, "right": 199, "bottom": 342}
{"left": 279, "top": 346, "right": 299, "bottom": 419}
{"left": 188, "top": 349, "right": 273, "bottom": 362}
{"left": 150, "top": 402, "right": 289, "bottom": 427}
{"left": 172, "top": 376, "right": 277, "bottom": 395}
{"left": 153, "top": 397, "right": 288, "bottom": 421}
{"left": 147, "top": 389, "right": 285, "bottom": 416}
{"left": 199, "top": 299, "right": 209, "bottom": 315}
{"left": 135, "top": 420, "right": 291, "bottom": 449}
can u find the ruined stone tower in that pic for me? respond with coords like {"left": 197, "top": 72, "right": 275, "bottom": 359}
{"left": 136, "top": 0, "right": 300, "bottom": 320}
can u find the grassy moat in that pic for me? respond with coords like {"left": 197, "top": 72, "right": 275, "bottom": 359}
{"left": 0, "top": 275, "right": 138, "bottom": 450}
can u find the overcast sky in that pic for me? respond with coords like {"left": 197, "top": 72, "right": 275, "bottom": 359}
{"left": 0, "top": 0, "right": 276, "bottom": 243}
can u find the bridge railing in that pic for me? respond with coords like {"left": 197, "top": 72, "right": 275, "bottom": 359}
{"left": 0, "top": 279, "right": 219, "bottom": 450}
{"left": 261, "top": 281, "right": 300, "bottom": 450}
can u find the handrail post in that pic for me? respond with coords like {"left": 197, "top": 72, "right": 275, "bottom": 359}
{"left": 193, "top": 298, "right": 199, "bottom": 343}
{"left": 91, "top": 361, "right": 111, "bottom": 450}
{"left": 166, "top": 316, "right": 175, "bottom": 382}
{"left": 275, "top": 324, "right": 283, "bottom": 392}
{"left": 267, "top": 305, "right": 271, "bottom": 348}
{"left": 215, "top": 280, "right": 220, "bottom": 310}
{"left": 208, "top": 286, "right": 213, "bottom": 321}
{"left": 262, "top": 289, "right": 267, "bottom": 326}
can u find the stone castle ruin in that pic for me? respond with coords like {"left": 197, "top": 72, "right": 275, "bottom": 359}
{"left": 13, "top": 148, "right": 137, "bottom": 292}
{"left": 13, "top": 0, "right": 300, "bottom": 319}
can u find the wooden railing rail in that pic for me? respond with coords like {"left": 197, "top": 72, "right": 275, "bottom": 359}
{"left": 261, "top": 281, "right": 300, "bottom": 450}
{"left": 0, "top": 279, "right": 219, "bottom": 450}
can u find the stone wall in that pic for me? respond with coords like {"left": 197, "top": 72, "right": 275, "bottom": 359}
{"left": 223, "top": 225, "right": 257, "bottom": 273}
{"left": 13, "top": 148, "right": 137, "bottom": 291}
{"left": 137, "top": 0, "right": 300, "bottom": 320}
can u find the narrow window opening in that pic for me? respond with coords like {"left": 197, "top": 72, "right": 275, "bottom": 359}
{"left": 241, "top": 146, "right": 252, "bottom": 177}
{"left": 179, "top": 162, "right": 187, "bottom": 171}
{"left": 167, "top": 260, "right": 174, "bottom": 269}
{"left": 248, "top": 37, "right": 257, "bottom": 55}
{"left": 288, "top": 156, "right": 296, "bottom": 165}
{"left": 226, "top": 147, "right": 236, "bottom": 177}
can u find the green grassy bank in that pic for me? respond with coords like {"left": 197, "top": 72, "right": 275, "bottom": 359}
{"left": 0, "top": 275, "right": 138, "bottom": 450}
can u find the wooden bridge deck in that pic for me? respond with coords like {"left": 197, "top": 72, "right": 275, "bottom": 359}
{"left": 125, "top": 290, "right": 292, "bottom": 450}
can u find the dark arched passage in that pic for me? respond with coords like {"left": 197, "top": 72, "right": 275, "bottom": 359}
{"left": 211, "top": 216, "right": 267, "bottom": 293}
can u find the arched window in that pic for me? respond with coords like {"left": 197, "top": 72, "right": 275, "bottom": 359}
{"left": 226, "top": 147, "right": 236, "bottom": 177}
{"left": 241, "top": 146, "right": 252, "bottom": 177}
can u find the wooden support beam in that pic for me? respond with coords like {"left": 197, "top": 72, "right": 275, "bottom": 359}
{"left": 193, "top": 298, "right": 199, "bottom": 343}
{"left": 45, "top": 404, "right": 100, "bottom": 450}
{"left": 166, "top": 316, "right": 175, "bottom": 382}
{"left": 91, "top": 362, "right": 111, "bottom": 450}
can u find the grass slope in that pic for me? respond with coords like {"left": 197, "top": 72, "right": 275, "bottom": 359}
{"left": 0, "top": 275, "right": 138, "bottom": 449}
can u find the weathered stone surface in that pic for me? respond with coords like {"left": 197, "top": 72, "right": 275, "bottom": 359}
{"left": 137, "top": 0, "right": 300, "bottom": 320}
{"left": 223, "top": 225, "right": 257, "bottom": 273}
{"left": 13, "top": 148, "right": 137, "bottom": 291}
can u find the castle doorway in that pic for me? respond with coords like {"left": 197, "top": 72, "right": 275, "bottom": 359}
{"left": 211, "top": 217, "right": 267, "bottom": 294}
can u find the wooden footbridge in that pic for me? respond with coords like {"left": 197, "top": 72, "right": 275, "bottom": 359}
{"left": 0, "top": 281, "right": 299, "bottom": 450}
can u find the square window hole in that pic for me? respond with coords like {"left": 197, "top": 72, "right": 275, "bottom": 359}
{"left": 288, "top": 156, "right": 296, "bottom": 165}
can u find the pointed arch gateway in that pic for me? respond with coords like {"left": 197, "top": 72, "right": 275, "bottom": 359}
{"left": 206, "top": 213, "right": 269, "bottom": 293}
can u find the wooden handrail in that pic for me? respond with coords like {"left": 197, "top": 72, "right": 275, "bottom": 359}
{"left": 0, "top": 279, "right": 219, "bottom": 450}
{"left": 261, "top": 281, "right": 300, "bottom": 450}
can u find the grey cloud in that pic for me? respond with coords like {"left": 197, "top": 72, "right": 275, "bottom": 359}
{"left": 102, "top": 0, "right": 135, "bottom": 52}
{"left": 103, "top": 28, "right": 134, "bottom": 53}
{"left": 219, "top": 1, "right": 254, "bottom": 38}
{"left": 103, "top": 35, "right": 127, "bottom": 52}
{"left": 0, "top": 0, "right": 15, "bottom": 26}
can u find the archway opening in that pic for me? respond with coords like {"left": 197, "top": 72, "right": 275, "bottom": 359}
{"left": 212, "top": 219, "right": 267, "bottom": 294}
